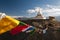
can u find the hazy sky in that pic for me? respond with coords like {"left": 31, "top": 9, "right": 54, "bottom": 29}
{"left": 0, "top": 0, "right": 60, "bottom": 17}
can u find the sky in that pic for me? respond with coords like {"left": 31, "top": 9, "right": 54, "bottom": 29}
{"left": 0, "top": 0, "right": 60, "bottom": 17}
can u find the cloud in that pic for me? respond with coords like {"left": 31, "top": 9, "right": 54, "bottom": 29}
{"left": 43, "top": 4, "right": 60, "bottom": 16}
{"left": 27, "top": 7, "right": 42, "bottom": 14}
{"left": 27, "top": 9, "right": 35, "bottom": 13}
{"left": 27, "top": 4, "right": 60, "bottom": 17}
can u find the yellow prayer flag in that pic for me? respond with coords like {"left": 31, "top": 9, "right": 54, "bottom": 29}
{"left": 0, "top": 15, "right": 20, "bottom": 34}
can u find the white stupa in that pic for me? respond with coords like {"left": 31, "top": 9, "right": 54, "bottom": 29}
{"left": 33, "top": 8, "right": 46, "bottom": 19}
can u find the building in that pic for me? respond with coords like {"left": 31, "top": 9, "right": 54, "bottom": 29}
{"left": 33, "top": 9, "right": 46, "bottom": 19}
